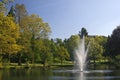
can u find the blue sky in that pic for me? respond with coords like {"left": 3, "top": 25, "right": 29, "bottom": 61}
{"left": 10, "top": 0, "right": 120, "bottom": 39}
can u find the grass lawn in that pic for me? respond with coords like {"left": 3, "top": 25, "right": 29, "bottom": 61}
{"left": 0, "top": 61, "right": 74, "bottom": 69}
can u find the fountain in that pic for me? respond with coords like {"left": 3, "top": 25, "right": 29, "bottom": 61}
{"left": 52, "top": 35, "right": 115, "bottom": 80}
{"left": 74, "top": 36, "right": 90, "bottom": 72}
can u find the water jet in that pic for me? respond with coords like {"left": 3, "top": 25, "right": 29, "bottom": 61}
{"left": 74, "top": 36, "right": 90, "bottom": 72}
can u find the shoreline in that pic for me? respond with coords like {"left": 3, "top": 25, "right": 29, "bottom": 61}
{"left": 0, "top": 61, "right": 118, "bottom": 69}
{"left": 0, "top": 63, "right": 74, "bottom": 69}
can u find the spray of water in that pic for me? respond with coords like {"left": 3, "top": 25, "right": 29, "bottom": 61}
{"left": 74, "top": 36, "right": 90, "bottom": 71}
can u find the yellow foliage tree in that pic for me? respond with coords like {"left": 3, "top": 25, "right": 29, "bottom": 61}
{"left": 0, "top": 12, "right": 21, "bottom": 62}
{"left": 0, "top": 0, "right": 14, "bottom": 13}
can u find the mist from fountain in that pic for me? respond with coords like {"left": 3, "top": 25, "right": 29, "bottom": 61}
{"left": 74, "top": 36, "right": 90, "bottom": 71}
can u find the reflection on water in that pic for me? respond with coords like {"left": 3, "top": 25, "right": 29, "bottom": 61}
{"left": 0, "top": 68, "right": 53, "bottom": 80}
{"left": 74, "top": 70, "right": 120, "bottom": 80}
{"left": 75, "top": 71, "right": 86, "bottom": 80}
{"left": 52, "top": 65, "right": 120, "bottom": 80}
{"left": 0, "top": 65, "right": 120, "bottom": 80}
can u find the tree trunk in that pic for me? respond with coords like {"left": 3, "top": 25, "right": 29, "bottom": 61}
{"left": 94, "top": 58, "right": 95, "bottom": 64}
{"left": 18, "top": 53, "right": 22, "bottom": 66}
{"left": 61, "top": 57, "right": 63, "bottom": 65}
{"left": 8, "top": 53, "right": 10, "bottom": 65}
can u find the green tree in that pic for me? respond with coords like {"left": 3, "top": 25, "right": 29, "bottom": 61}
{"left": 50, "top": 39, "right": 58, "bottom": 62}
{"left": 55, "top": 38, "right": 63, "bottom": 46}
{"left": 14, "top": 4, "right": 51, "bottom": 65}
{"left": 7, "top": 5, "right": 15, "bottom": 18}
{"left": 35, "top": 39, "right": 53, "bottom": 66}
{"left": 89, "top": 38, "right": 103, "bottom": 63}
{"left": 57, "top": 46, "right": 69, "bottom": 64}
{"left": 88, "top": 36, "right": 107, "bottom": 63}
{"left": 64, "top": 35, "right": 79, "bottom": 60}
{"left": 106, "top": 26, "right": 120, "bottom": 62}
{"left": 79, "top": 27, "right": 88, "bottom": 38}
{"left": 14, "top": 4, "right": 29, "bottom": 65}
{"left": 15, "top": 4, "right": 28, "bottom": 24}
{"left": 53, "top": 38, "right": 70, "bottom": 64}
{"left": 23, "top": 14, "right": 51, "bottom": 64}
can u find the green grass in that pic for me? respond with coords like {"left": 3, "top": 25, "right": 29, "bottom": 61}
{"left": 0, "top": 63, "right": 44, "bottom": 69}
{"left": 0, "top": 60, "right": 110, "bottom": 69}
{"left": 51, "top": 61, "right": 73, "bottom": 67}
{"left": 0, "top": 61, "right": 74, "bottom": 69}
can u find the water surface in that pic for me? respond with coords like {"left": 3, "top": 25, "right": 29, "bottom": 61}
{"left": 0, "top": 65, "right": 120, "bottom": 80}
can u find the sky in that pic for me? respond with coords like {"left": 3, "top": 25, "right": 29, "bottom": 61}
{"left": 9, "top": 0, "right": 120, "bottom": 39}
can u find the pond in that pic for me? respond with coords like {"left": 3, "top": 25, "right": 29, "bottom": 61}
{"left": 0, "top": 64, "right": 120, "bottom": 80}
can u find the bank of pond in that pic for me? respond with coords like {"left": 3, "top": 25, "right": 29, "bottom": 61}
{"left": 0, "top": 61, "right": 120, "bottom": 69}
